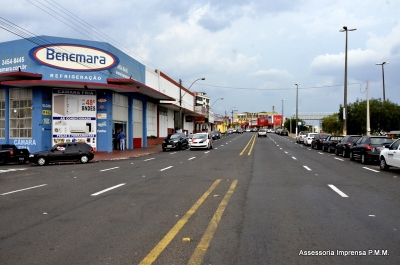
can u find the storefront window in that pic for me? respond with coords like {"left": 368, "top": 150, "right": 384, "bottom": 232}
{"left": 0, "top": 90, "right": 5, "bottom": 138}
{"left": 9, "top": 88, "right": 32, "bottom": 138}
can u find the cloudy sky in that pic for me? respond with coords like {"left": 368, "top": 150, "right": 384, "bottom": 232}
{"left": 1, "top": 0, "right": 399, "bottom": 118}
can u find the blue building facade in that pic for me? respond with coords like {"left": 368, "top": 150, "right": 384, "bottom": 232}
{"left": 0, "top": 36, "right": 173, "bottom": 153}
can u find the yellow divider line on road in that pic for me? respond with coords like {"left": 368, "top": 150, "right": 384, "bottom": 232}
{"left": 239, "top": 133, "right": 256, "bottom": 156}
{"left": 187, "top": 180, "right": 238, "bottom": 265}
{"left": 139, "top": 179, "right": 222, "bottom": 265}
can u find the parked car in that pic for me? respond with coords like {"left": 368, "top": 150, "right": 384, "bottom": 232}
{"left": 296, "top": 131, "right": 307, "bottom": 144}
{"left": 258, "top": 129, "right": 267, "bottom": 137}
{"left": 280, "top": 129, "right": 289, "bottom": 136}
{"left": 29, "top": 142, "right": 94, "bottom": 166}
{"left": 379, "top": 138, "right": 400, "bottom": 170}
{"left": 162, "top": 133, "right": 189, "bottom": 151}
{"left": 322, "top": 135, "right": 344, "bottom": 153}
{"left": 236, "top": 129, "right": 244, "bottom": 134}
{"left": 189, "top": 132, "right": 213, "bottom": 150}
{"left": 349, "top": 136, "right": 393, "bottom": 164}
{"left": 0, "top": 144, "right": 30, "bottom": 165}
{"left": 227, "top": 129, "right": 234, "bottom": 134}
{"left": 210, "top": 131, "right": 221, "bottom": 140}
{"left": 275, "top": 129, "right": 282, "bottom": 135}
{"left": 245, "top": 128, "right": 251, "bottom": 132}
{"left": 251, "top": 128, "right": 258, "bottom": 132}
{"left": 311, "top": 134, "right": 331, "bottom": 150}
{"left": 335, "top": 135, "right": 362, "bottom": 157}
{"left": 303, "top": 133, "right": 317, "bottom": 146}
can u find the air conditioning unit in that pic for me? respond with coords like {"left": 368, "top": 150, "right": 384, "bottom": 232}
{"left": 69, "top": 126, "right": 87, "bottom": 133}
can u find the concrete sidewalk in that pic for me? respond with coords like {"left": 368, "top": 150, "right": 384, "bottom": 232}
{"left": 93, "top": 144, "right": 162, "bottom": 162}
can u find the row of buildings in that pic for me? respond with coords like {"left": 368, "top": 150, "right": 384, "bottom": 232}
{"left": 0, "top": 35, "right": 284, "bottom": 153}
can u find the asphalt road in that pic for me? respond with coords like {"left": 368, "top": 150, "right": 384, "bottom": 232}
{"left": 0, "top": 133, "right": 399, "bottom": 264}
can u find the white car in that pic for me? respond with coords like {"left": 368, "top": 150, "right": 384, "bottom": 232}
{"left": 303, "top": 133, "right": 316, "bottom": 146}
{"left": 296, "top": 131, "right": 307, "bottom": 144}
{"left": 258, "top": 129, "right": 267, "bottom": 137}
{"left": 379, "top": 138, "right": 400, "bottom": 170}
{"left": 189, "top": 133, "right": 213, "bottom": 150}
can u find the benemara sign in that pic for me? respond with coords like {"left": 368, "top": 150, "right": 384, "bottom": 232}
{"left": 29, "top": 44, "right": 119, "bottom": 71}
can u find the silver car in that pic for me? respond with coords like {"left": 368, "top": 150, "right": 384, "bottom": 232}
{"left": 303, "top": 133, "right": 317, "bottom": 146}
{"left": 258, "top": 129, "right": 267, "bottom": 137}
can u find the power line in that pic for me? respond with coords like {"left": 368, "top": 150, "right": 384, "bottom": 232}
{"left": 196, "top": 83, "right": 360, "bottom": 91}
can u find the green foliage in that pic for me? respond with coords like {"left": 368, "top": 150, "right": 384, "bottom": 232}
{"left": 339, "top": 99, "right": 400, "bottom": 134}
{"left": 321, "top": 114, "right": 342, "bottom": 134}
{"left": 284, "top": 118, "right": 308, "bottom": 133}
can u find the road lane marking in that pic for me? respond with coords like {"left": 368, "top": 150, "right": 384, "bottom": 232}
{"left": 91, "top": 183, "right": 126, "bottom": 196}
{"left": 363, "top": 167, "right": 379, "bottom": 173}
{"left": 169, "top": 152, "right": 177, "bottom": 155}
{"left": 205, "top": 151, "right": 210, "bottom": 153}
{"left": 188, "top": 180, "right": 238, "bottom": 265}
{"left": 100, "top": 167, "right": 120, "bottom": 172}
{"left": 303, "top": 166, "right": 311, "bottom": 171}
{"left": 160, "top": 166, "right": 173, "bottom": 171}
{"left": 239, "top": 134, "right": 256, "bottom": 156}
{"left": 144, "top": 158, "right": 155, "bottom": 161}
{"left": 318, "top": 152, "right": 324, "bottom": 155}
{"left": 328, "top": 184, "right": 348, "bottom": 197}
{"left": 1, "top": 184, "right": 47, "bottom": 196}
{"left": 292, "top": 157, "right": 297, "bottom": 160}
{"left": 0, "top": 168, "right": 27, "bottom": 174}
{"left": 334, "top": 157, "right": 344, "bottom": 161}
{"left": 188, "top": 157, "right": 196, "bottom": 160}
{"left": 139, "top": 179, "right": 222, "bottom": 265}
{"left": 284, "top": 151, "right": 288, "bottom": 154}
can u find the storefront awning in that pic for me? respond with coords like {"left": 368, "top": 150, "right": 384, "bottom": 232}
{"left": 107, "top": 78, "right": 175, "bottom": 101}
{"left": 0, "top": 71, "right": 42, "bottom": 82}
{"left": 0, "top": 79, "right": 140, "bottom": 93}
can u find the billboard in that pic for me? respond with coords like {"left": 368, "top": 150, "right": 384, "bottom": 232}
{"left": 52, "top": 89, "right": 97, "bottom": 150}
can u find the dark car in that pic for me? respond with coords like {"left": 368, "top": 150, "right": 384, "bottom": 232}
{"left": 280, "top": 129, "right": 289, "bottom": 136}
{"left": 335, "top": 135, "right": 362, "bottom": 157}
{"left": 162, "top": 133, "right": 189, "bottom": 151}
{"left": 211, "top": 131, "right": 221, "bottom": 140}
{"left": 29, "top": 142, "right": 94, "bottom": 166}
{"left": 322, "top": 135, "right": 344, "bottom": 153}
{"left": 0, "top": 144, "right": 30, "bottom": 165}
{"left": 311, "top": 134, "right": 331, "bottom": 150}
{"left": 349, "top": 136, "right": 393, "bottom": 164}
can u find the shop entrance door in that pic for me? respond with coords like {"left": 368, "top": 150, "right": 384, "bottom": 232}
{"left": 113, "top": 122, "right": 126, "bottom": 150}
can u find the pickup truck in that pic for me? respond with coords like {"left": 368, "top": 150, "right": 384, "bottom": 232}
{"left": 0, "top": 144, "right": 30, "bottom": 165}
{"left": 322, "top": 135, "right": 344, "bottom": 153}
{"left": 379, "top": 138, "right": 400, "bottom": 170}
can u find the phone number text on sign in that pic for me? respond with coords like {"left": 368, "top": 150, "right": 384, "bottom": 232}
{"left": 2, "top": 57, "right": 25, "bottom": 65}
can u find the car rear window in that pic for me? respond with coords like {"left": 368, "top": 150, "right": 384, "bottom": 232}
{"left": 370, "top": 138, "right": 393, "bottom": 145}
{"left": 349, "top": 136, "right": 361, "bottom": 142}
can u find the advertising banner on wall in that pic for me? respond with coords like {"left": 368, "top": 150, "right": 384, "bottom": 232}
{"left": 52, "top": 89, "right": 97, "bottom": 150}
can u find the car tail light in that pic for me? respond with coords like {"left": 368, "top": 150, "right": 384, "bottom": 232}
{"left": 365, "top": 145, "right": 373, "bottom": 151}
{"left": 90, "top": 148, "right": 94, "bottom": 153}
{"left": 10, "top": 149, "right": 14, "bottom": 156}
{"left": 346, "top": 142, "right": 352, "bottom": 146}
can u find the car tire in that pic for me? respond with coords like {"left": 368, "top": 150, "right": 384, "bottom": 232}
{"left": 162, "top": 147, "right": 166, "bottom": 152}
{"left": 342, "top": 150, "right": 347, "bottom": 158}
{"left": 361, "top": 154, "right": 369, "bottom": 164}
{"left": 37, "top": 157, "right": 47, "bottom": 166}
{"left": 380, "top": 158, "right": 389, "bottom": 170}
{"left": 328, "top": 147, "right": 332, "bottom": 153}
{"left": 80, "top": 155, "right": 89, "bottom": 164}
{"left": 0, "top": 156, "right": 7, "bottom": 165}
{"left": 349, "top": 152, "right": 355, "bottom": 161}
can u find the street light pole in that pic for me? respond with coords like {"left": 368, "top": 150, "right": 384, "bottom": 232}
{"left": 178, "top": 77, "right": 205, "bottom": 132}
{"left": 340, "top": 26, "right": 356, "bottom": 136}
{"left": 282, "top": 99, "right": 285, "bottom": 129}
{"left": 209, "top": 98, "right": 223, "bottom": 131}
{"left": 376, "top": 62, "right": 389, "bottom": 101}
{"left": 295, "top": 83, "right": 300, "bottom": 136}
